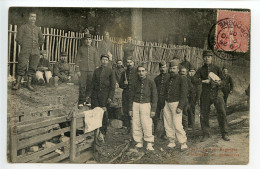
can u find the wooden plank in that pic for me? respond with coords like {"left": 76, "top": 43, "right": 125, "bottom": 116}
{"left": 8, "top": 24, "right": 12, "bottom": 75}
{"left": 13, "top": 25, "right": 18, "bottom": 77}
{"left": 43, "top": 151, "right": 70, "bottom": 163}
{"left": 57, "top": 29, "right": 62, "bottom": 61}
{"left": 17, "top": 116, "right": 69, "bottom": 133}
{"left": 68, "top": 31, "right": 72, "bottom": 63}
{"left": 10, "top": 125, "right": 18, "bottom": 162}
{"left": 18, "top": 127, "right": 70, "bottom": 149}
{"left": 16, "top": 140, "right": 69, "bottom": 163}
{"left": 77, "top": 139, "right": 93, "bottom": 153}
{"left": 49, "top": 28, "right": 53, "bottom": 62}
{"left": 46, "top": 28, "right": 50, "bottom": 61}
{"left": 17, "top": 123, "right": 60, "bottom": 139}
{"left": 55, "top": 29, "right": 59, "bottom": 61}
{"left": 70, "top": 111, "right": 77, "bottom": 162}
{"left": 17, "top": 113, "right": 62, "bottom": 126}
{"left": 75, "top": 131, "right": 94, "bottom": 142}
{"left": 72, "top": 32, "right": 76, "bottom": 64}
{"left": 52, "top": 28, "right": 56, "bottom": 61}
{"left": 30, "top": 151, "right": 59, "bottom": 163}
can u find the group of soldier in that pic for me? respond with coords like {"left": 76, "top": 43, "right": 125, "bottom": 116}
{"left": 12, "top": 11, "right": 234, "bottom": 152}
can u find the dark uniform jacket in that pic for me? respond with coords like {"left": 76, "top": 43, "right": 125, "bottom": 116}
{"left": 195, "top": 63, "right": 224, "bottom": 99}
{"left": 37, "top": 58, "right": 52, "bottom": 71}
{"left": 221, "top": 74, "right": 234, "bottom": 93}
{"left": 75, "top": 45, "right": 99, "bottom": 72}
{"left": 129, "top": 77, "right": 158, "bottom": 112}
{"left": 16, "top": 23, "right": 44, "bottom": 52}
{"left": 119, "top": 67, "right": 138, "bottom": 95}
{"left": 91, "top": 66, "right": 116, "bottom": 101}
{"left": 114, "top": 66, "right": 125, "bottom": 83}
{"left": 154, "top": 73, "right": 170, "bottom": 101}
{"left": 165, "top": 74, "right": 188, "bottom": 110}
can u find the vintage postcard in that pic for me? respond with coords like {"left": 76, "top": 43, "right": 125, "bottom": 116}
{"left": 6, "top": 6, "right": 251, "bottom": 166}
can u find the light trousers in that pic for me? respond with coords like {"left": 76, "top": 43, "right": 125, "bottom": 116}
{"left": 132, "top": 102, "right": 154, "bottom": 143}
{"left": 36, "top": 71, "right": 52, "bottom": 83}
{"left": 163, "top": 101, "right": 187, "bottom": 144}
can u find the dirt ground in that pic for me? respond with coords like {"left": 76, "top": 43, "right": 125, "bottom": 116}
{"left": 7, "top": 75, "right": 249, "bottom": 164}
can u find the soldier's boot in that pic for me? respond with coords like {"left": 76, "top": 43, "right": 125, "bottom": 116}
{"left": 12, "top": 75, "right": 22, "bottom": 90}
{"left": 27, "top": 76, "right": 35, "bottom": 92}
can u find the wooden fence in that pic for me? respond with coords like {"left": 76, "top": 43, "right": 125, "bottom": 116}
{"left": 8, "top": 24, "right": 248, "bottom": 78}
{"left": 9, "top": 105, "right": 95, "bottom": 163}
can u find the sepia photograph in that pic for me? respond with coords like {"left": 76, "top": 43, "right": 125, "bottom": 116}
{"left": 5, "top": 5, "right": 251, "bottom": 165}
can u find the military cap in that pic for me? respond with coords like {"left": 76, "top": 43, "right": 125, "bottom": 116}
{"left": 40, "top": 50, "right": 47, "bottom": 55}
{"left": 169, "top": 60, "right": 179, "bottom": 67}
{"left": 83, "top": 33, "right": 92, "bottom": 39}
{"left": 172, "top": 56, "right": 180, "bottom": 60}
{"left": 159, "top": 60, "right": 167, "bottom": 67}
{"left": 60, "top": 51, "right": 68, "bottom": 56}
{"left": 189, "top": 65, "right": 196, "bottom": 71}
{"left": 100, "top": 54, "right": 110, "bottom": 60}
{"left": 126, "top": 56, "right": 134, "bottom": 61}
{"left": 137, "top": 63, "right": 148, "bottom": 70}
{"left": 222, "top": 66, "right": 228, "bottom": 70}
{"left": 202, "top": 50, "right": 213, "bottom": 57}
{"left": 179, "top": 65, "right": 187, "bottom": 70}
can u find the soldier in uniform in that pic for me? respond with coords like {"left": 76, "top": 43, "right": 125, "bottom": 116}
{"left": 180, "top": 54, "right": 192, "bottom": 71}
{"left": 35, "top": 50, "right": 53, "bottom": 86}
{"left": 123, "top": 37, "right": 135, "bottom": 66}
{"left": 75, "top": 34, "right": 99, "bottom": 109}
{"left": 129, "top": 65, "right": 157, "bottom": 151}
{"left": 13, "top": 11, "right": 44, "bottom": 91}
{"left": 221, "top": 66, "right": 234, "bottom": 106}
{"left": 91, "top": 54, "right": 116, "bottom": 138}
{"left": 180, "top": 66, "right": 196, "bottom": 131}
{"left": 189, "top": 66, "right": 202, "bottom": 106}
{"left": 164, "top": 60, "right": 188, "bottom": 151}
{"left": 154, "top": 61, "right": 170, "bottom": 137}
{"left": 53, "top": 52, "right": 71, "bottom": 86}
{"left": 119, "top": 56, "right": 138, "bottom": 134}
{"left": 98, "top": 31, "right": 114, "bottom": 67}
{"left": 195, "top": 50, "right": 230, "bottom": 142}
{"left": 114, "top": 59, "right": 125, "bottom": 84}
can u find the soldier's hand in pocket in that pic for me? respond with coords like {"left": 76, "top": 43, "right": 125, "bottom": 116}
{"left": 176, "top": 108, "right": 182, "bottom": 114}
{"left": 150, "top": 111, "right": 155, "bottom": 118}
{"left": 129, "top": 111, "right": 133, "bottom": 117}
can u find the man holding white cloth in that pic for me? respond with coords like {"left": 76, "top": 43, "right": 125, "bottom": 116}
{"left": 129, "top": 65, "right": 157, "bottom": 151}
{"left": 164, "top": 60, "right": 188, "bottom": 151}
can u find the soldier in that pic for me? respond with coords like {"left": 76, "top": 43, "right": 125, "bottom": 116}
{"left": 35, "top": 50, "right": 53, "bottom": 86}
{"left": 13, "top": 11, "right": 44, "bottom": 91}
{"left": 221, "top": 66, "right": 234, "bottom": 106}
{"left": 164, "top": 60, "right": 188, "bottom": 151}
{"left": 154, "top": 61, "right": 170, "bottom": 137}
{"left": 123, "top": 37, "right": 135, "bottom": 66}
{"left": 114, "top": 59, "right": 125, "bottom": 84}
{"left": 75, "top": 34, "right": 99, "bottom": 109}
{"left": 53, "top": 52, "right": 71, "bottom": 86}
{"left": 119, "top": 56, "right": 138, "bottom": 134}
{"left": 180, "top": 54, "right": 192, "bottom": 71}
{"left": 98, "top": 31, "right": 114, "bottom": 67}
{"left": 91, "top": 54, "right": 116, "bottom": 139}
{"left": 129, "top": 65, "right": 157, "bottom": 151}
{"left": 188, "top": 66, "right": 201, "bottom": 130}
{"left": 195, "top": 50, "right": 230, "bottom": 142}
{"left": 179, "top": 66, "right": 194, "bottom": 131}
{"left": 189, "top": 66, "right": 202, "bottom": 106}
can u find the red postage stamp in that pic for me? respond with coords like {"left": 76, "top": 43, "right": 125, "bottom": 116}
{"left": 215, "top": 10, "right": 250, "bottom": 53}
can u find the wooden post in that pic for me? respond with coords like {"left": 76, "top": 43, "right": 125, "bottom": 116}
{"left": 10, "top": 123, "right": 18, "bottom": 162}
{"left": 46, "top": 28, "right": 50, "bottom": 61}
{"left": 70, "top": 111, "right": 76, "bottom": 162}
{"left": 72, "top": 32, "right": 76, "bottom": 64}
{"left": 68, "top": 31, "right": 72, "bottom": 64}
{"left": 13, "top": 25, "right": 18, "bottom": 78}
{"left": 49, "top": 28, "right": 53, "bottom": 62}
{"left": 57, "top": 29, "right": 62, "bottom": 61}
{"left": 55, "top": 29, "right": 59, "bottom": 61}
{"left": 8, "top": 24, "right": 12, "bottom": 76}
{"left": 52, "top": 28, "right": 56, "bottom": 62}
